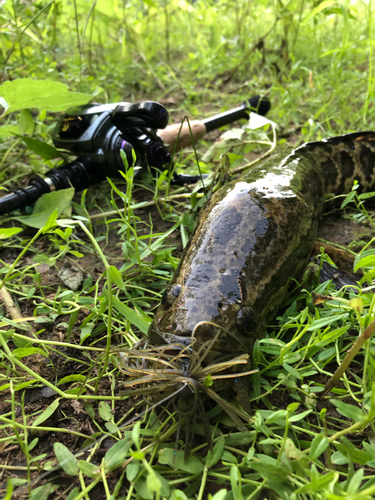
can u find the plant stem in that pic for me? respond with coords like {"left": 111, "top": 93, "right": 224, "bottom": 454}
{"left": 0, "top": 228, "right": 43, "bottom": 290}
{"left": 197, "top": 465, "right": 209, "bottom": 500}
{"left": 321, "top": 318, "right": 375, "bottom": 397}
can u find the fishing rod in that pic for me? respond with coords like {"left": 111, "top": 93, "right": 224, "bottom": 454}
{"left": 0, "top": 95, "right": 270, "bottom": 215}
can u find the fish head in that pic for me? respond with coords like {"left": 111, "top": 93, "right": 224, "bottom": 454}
{"left": 148, "top": 277, "right": 262, "bottom": 362}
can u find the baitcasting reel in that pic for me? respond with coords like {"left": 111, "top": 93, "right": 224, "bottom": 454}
{"left": 0, "top": 95, "right": 271, "bottom": 215}
{"left": 0, "top": 101, "right": 171, "bottom": 215}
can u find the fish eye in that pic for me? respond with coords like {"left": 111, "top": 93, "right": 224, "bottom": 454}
{"left": 171, "top": 284, "right": 181, "bottom": 297}
{"left": 161, "top": 284, "right": 181, "bottom": 307}
{"left": 236, "top": 307, "right": 257, "bottom": 336}
{"left": 161, "top": 289, "right": 168, "bottom": 306}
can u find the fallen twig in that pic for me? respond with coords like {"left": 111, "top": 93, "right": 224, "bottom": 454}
{"left": 0, "top": 283, "right": 33, "bottom": 338}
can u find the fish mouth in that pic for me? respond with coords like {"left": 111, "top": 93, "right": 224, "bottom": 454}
{"left": 148, "top": 325, "right": 195, "bottom": 348}
{"left": 148, "top": 321, "right": 249, "bottom": 360}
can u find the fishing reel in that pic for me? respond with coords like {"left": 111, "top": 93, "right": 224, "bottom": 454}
{"left": 0, "top": 101, "right": 172, "bottom": 215}
{"left": 0, "top": 95, "right": 271, "bottom": 215}
{"left": 53, "top": 100, "right": 171, "bottom": 174}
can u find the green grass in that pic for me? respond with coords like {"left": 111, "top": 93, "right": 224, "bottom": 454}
{"left": 1, "top": 0, "right": 375, "bottom": 499}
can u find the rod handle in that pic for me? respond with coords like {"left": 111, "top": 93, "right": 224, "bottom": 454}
{"left": 157, "top": 120, "right": 207, "bottom": 152}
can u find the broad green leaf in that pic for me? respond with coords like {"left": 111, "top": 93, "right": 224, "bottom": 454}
{"left": 14, "top": 379, "right": 38, "bottom": 391}
{"left": 247, "top": 447, "right": 255, "bottom": 462}
{"left": 57, "top": 375, "right": 86, "bottom": 385}
{"left": 331, "top": 400, "right": 366, "bottom": 422}
{"left": 287, "top": 402, "right": 300, "bottom": 413}
{"left": 334, "top": 437, "right": 372, "bottom": 464}
{"left": 0, "top": 227, "right": 22, "bottom": 239}
{"left": 126, "top": 462, "right": 139, "bottom": 482}
{"left": 109, "top": 265, "right": 125, "bottom": 290}
{"left": 54, "top": 442, "right": 79, "bottom": 476}
{"left": 105, "top": 421, "right": 119, "bottom": 433}
{"left": 309, "top": 434, "right": 330, "bottom": 460}
{"left": 64, "top": 386, "right": 84, "bottom": 397}
{"left": 104, "top": 436, "right": 133, "bottom": 471}
{"left": 22, "top": 137, "right": 60, "bottom": 159}
{"left": 363, "top": 442, "right": 375, "bottom": 459}
{"left": 132, "top": 421, "right": 141, "bottom": 450}
{"left": 265, "top": 410, "right": 287, "bottom": 424}
{"left": 98, "top": 401, "right": 113, "bottom": 421}
{"left": 27, "top": 438, "right": 39, "bottom": 452}
{"left": 210, "top": 489, "right": 228, "bottom": 500}
{"left": 221, "top": 450, "right": 238, "bottom": 463}
{"left": 29, "top": 483, "right": 54, "bottom": 500}
{"left": 33, "top": 399, "right": 60, "bottom": 427}
{"left": 289, "top": 409, "right": 313, "bottom": 422}
{"left": 359, "top": 191, "right": 375, "bottom": 200}
{"left": 146, "top": 470, "right": 162, "bottom": 494}
{"left": 78, "top": 460, "right": 101, "bottom": 478}
{"left": 340, "top": 190, "right": 356, "bottom": 208}
{"left": 84, "top": 401, "right": 95, "bottom": 419}
{"left": 134, "top": 478, "right": 154, "bottom": 500}
{"left": 206, "top": 436, "right": 225, "bottom": 467}
{"left": 111, "top": 296, "right": 151, "bottom": 334}
{"left": 354, "top": 253, "right": 375, "bottom": 272}
{"left": 0, "top": 125, "right": 18, "bottom": 137}
{"left": 346, "top": 468, "right": 364, "bottom": 495}
{"left": 282, "top": 363, "right": 302, "bottom": 380}
{"left": 158, "top": 448, "right": 204, "bottom": 473}
{"left": 306, "top": 313, "right": 348, "bottom": 331}
{"left": 316, "top": 326, "right": 349, "bottom": 347}
{"left": 19, "top": 109, "right": 34, "bottom": 135}
{"left": 12, "top": 347, "right": 47, "bottom": 358}
{"left": 220, "top": 128, "right": 244, "bottom": 141}
{"left": 42, "top": 209, "right": 58, "bottom": 233}
{"left": 0, "top": 79, "right": 93, "bottom": 117}
{"left": 66, "top": 488, "right": 80, "bottom": 500}
{"left": 230, "top": 465, "right": 243, "bottom": 500}
{"left": 13, "top": 188, "right": 74, "bottom": 229}
{"left": 250, "top": 457, "right": 289, "bottom": 483}
{"left": 295, "top": 470, "right": 338, "bottom": 494}
{"left": 331, "top": 451, "right": 349, "bottom": 465}
{"left": 224, "top": 432, "right": 255, "bottom": 446}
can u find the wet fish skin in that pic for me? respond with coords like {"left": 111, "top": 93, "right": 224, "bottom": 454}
{"left": 149, "top": 132, "right": 375, "bottom": 358}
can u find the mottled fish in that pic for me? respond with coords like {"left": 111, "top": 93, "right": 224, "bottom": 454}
{"left": 148, "top": 132, "right": 375, "bottom": 360}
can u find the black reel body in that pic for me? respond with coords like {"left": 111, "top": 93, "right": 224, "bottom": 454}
{"left": 53, "top": 100, "right": 171, "bottom": 180}
{"left": 0, "top": 101, "right": 171, "bottom": 214}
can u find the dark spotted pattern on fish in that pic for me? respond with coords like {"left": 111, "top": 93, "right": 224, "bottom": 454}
{"left": 148, "top": 132, "right": 375, "bottom": 359}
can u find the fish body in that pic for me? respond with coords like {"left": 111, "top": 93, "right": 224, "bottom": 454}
{"left": 148, "top": 133, "right": 375, "bottom": 359}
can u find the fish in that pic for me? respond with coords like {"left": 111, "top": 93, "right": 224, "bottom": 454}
{"left": 148, "top": 132, "right": 375, "bottom": 361}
